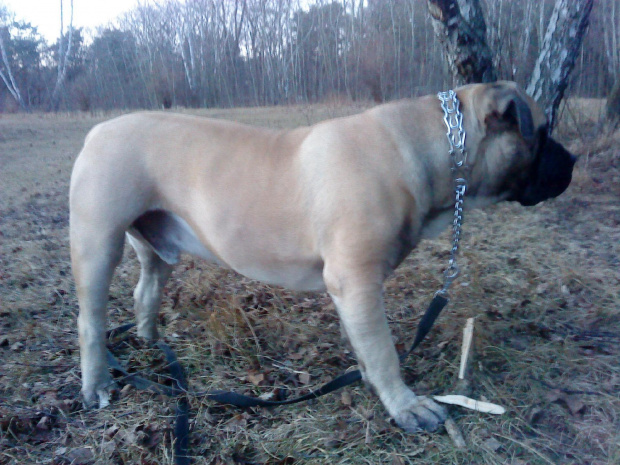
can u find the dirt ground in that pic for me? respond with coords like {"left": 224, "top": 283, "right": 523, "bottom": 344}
{"left": 0, "top": 101, "right": 619, "bottom": 465}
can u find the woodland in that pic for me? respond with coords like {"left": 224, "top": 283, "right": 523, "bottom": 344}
{"left": 0, "top": 0, "right": 618, "bottom": 113}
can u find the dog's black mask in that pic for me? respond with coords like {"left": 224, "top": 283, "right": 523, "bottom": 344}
{"left": 511, "top": 135, "right": 576, "bottom": 207}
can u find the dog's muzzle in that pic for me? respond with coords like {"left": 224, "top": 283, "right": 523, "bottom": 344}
{"left": 512, "top": 137, "right": 576, "bottom": 207}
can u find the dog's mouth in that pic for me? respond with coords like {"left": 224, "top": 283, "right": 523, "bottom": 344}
{"left": 510, "top": 137, "right": 576, "bottom": 206}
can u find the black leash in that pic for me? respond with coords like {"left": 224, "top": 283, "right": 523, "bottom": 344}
{"left": 196, "top": 293, "right": 449, "bottom": 407}
{"left": 106, "top": 326, "right": 190, "bottom": 465}
{"left": 105, "top": 293, "right": 449, "bottom": 464}
{"left": 106, "top": 293, "right": 449, "bottom": 406}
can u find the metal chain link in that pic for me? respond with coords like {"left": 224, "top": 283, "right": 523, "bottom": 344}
{"left": 437, "top": 90, "right": 469, "bottom": 295}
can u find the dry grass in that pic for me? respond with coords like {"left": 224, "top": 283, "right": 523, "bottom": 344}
{"left": 1, "top": 100, "right": 619, "bottom": 465}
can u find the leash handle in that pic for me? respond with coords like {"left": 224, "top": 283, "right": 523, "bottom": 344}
{"left": 401, "top": 293, "right": 450, "bottom": 362}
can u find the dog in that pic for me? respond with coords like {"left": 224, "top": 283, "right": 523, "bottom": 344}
{"left": 70, "top": 81, "right": 575, "bottom": 432}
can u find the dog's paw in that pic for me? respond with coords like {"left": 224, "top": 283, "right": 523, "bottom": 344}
{"left": 81, "top": 380, "right": 118, "bottom": 410}
{"left": 391, "top": 396, "right": 447, "bottom": 433}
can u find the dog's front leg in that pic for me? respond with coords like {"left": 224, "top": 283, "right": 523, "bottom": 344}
{"left": 324, "top": 262, "right": 446, "bottom": 432}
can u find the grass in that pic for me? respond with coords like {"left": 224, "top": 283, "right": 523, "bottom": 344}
{"left": 0, "top": 99, "right": 619, "bottom": 464}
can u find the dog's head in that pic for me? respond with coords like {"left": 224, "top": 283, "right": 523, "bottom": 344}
{"left": 469, "top": 81, "right": 576, "bottom": 206}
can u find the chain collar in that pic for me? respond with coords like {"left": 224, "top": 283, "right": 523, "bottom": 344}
{"left": 437, "top": 90, "right": 469, "bottom": 296}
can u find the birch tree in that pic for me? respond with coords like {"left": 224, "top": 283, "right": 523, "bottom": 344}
{"left": 429, "top": 0, "right": 594, "bottom": 132}
{"left": 50, "top": 0, "right": 74, "bottom": 110}
{"left": 526, "top": 0, "right": 594, "bottom": 129}
{"left": 601, "top": 0, "right": 619, "bottom": 121}
{"left": 427, "top": 0, "right": 497, "bottom": 85}
{"left": 0, "top": 6, "right": 26, "bottom": 109}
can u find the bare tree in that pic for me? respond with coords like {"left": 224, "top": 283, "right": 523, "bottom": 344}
{"left": 0, "top": 0, "right": 614, "bottom": 113}
{"left": 0, "top": 6, "right": 26, "bottom": 109}
{"left": 429, "top": 0, "right": 594, "bottom": 132}
{"left": 526, "top": 0, "right": 594, "bottom": 129}
{"left": 603, "top": 0, "right": 619, "bottom": 81}
{"left": 427, "top": 0, "right": 497, "bottom": 85}
{"left": 601, "top": 0, "right": 619, "bottom": 122}
{"left": 51, "top": 0, "right": 74, "bottom": 110}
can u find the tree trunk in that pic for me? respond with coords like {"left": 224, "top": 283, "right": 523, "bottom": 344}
{"left": 0, "top": 27, "right": 26, "bottom": 110}
{"left": 607, "top": 79, "right": 620, "bottom": 123}
{"left": 427, "top": 0, "right": 497, "bottom": 85}
{"left": 51, "top": 0, "right": 74, "bottom": 111}
{"left": 526, "top": 0, "right": 594, "bottom": 131}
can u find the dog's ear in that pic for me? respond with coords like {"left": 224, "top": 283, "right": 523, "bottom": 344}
{"left": 479, "top": 82, "right": 535, "bottom": 144}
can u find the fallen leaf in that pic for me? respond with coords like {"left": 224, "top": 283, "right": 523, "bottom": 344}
{"left": 545, "top": 389, "right": 563, "bottom": 403}
{"left": 322, "top": 437, "right": 340, "bottom": 448}
{"left": 527, "top": 407, "right": 544, "bottom": 424}
{"left": 120, "top": 384, "right": 134, "bottom": 397}
{"left": 258, "top": 390, "right": 276, "bottom": 401}
{"left": 66, "top": 447, "right": 94, "bottom": 464}
{"left": 100, "top": 440, "right": 115, "bottom": 455}
{"left": 56, "top": 398, "right": 80, "bottom": 413}
{"left": 223, "top": 413, "right": 248, "bottom": 433}
{"left": 482, "top": 437, "right": 502, "bottom": 451}
{"left": 545, "top": 389, "right": 585, "bottom": 415}
{"left": 298, "top": 372, "right": 311, "bottom": 384}
{"left": 341, "top": 390, "right": 352, "bottom": 406}
{"left": 10, "top": 341, "right": 24, "bottom": 352}
{"left": 288, "top": 348, "right": 306, "bottom": 360}
{"left": 104, "top": 424, "right": 120, "bottom": 439}
{"left": 563, "top": 395, "right": 585, "bottom": 415}
{"left": 36, "top": 416, "right": 51, "bottom": 431}
{"left": 247, "top": 373, "right": 265, "bottom": 386}
{"left": 40, "top": 390, "right": 59, "bottom": 404}
{"left": 115, "top": 429, "right": 138, "bottom": 446}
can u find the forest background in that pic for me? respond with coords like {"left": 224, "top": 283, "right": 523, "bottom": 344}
{"left": 0, "top": 0, "right": 619, "bottom": 113}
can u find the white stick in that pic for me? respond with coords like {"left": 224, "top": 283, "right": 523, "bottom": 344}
{"left": 458, "top": 317, "right": 474, "bottom": 380}
{"left": 433, "top": 394, "right": 506, "bottom": 415}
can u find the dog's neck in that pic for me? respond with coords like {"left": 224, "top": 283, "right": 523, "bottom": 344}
{"left": 382, "top": 92, "right": 489, "bottom": 240}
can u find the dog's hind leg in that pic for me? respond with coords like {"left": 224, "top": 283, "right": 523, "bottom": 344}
{"left": 70, "top": 224, "right": 125, "bottom": 409}
{"left": 126, "top": 232, "right": 173, "bottom": 341}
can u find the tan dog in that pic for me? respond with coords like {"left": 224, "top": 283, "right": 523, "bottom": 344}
{"left": 70, "top": 81, "right": 574, "bottom": 432}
